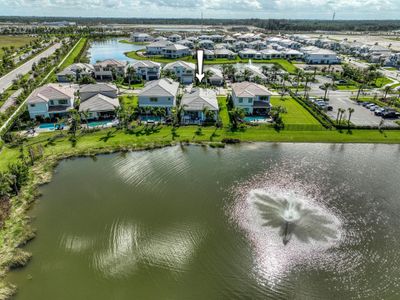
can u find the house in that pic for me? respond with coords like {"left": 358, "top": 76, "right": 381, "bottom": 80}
{"left": 93, "top": 59, "right": 127, "bottom": 80}
{"left": 239, "top": 49, "right": 262, "bottom": 59}
{"left": 181, "top": 88, "right": 219, "bottom": 124}
{"left": 177, "top": 39, "right": 194, "bottom": 49}
{"left": 146, "top": 40, "right": 173, "bottom": 55}
{"left": 56, "top": 63, "right": 94, "bottom": 82}
{"left": 198, "top": 39, "right": 214, "bottom": 50}
{"left": 79, "top": 94, "right": 120, "bottom": 120}
{"left": 214, "top": 48, "right": 236, "bottom": 59}
{"left": 138, "top": 78, "right": 179, "bottom": 113}
{"left": 260, "top": 49, "right": 282, "bottom": 59}
{"left": 162, "top": 44, "right": 191, "bottom": 58}
{"left": 205, "top": 67, "right": 224, "bottom": 86}
{"left": 79, "top": 83, "right": 118, "bottom": 101}
{"left": 302, "top": 47, "right": 340, "bottom": 64}
{"left": 163, "top": 61, "right": 195, "bottom": 84}
{"left": 131, "top": 32, "right": 153, "bottom": 43}
{"left": 27, "top": 83, "right": 75, "bottom": 120}
{"left": 130, "top": 60, "right": 161, "bottom": 81}
{"left": 231, "top": 82, "right": 272, "bottom": 115}
{"left": 283, "top": 49, "right": 303, "bottom": 60}
{"left": 203, "top": 49, "right": 215, "bottom": 60}
{"left": 168, "top": 34, "right": 182, "bottom": 43}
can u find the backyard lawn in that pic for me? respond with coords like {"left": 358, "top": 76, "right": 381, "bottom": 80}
{"left": 0, "top": 35, "right": 37, "bottom": 58}
{"left": 119, "top": 94, "right": 138, "bottom": 110}
{"left": 270, "top": 96, "right": 321, "bottom": 126}
{"left": 217, "top": 96, "right": 230, "bottom": 127}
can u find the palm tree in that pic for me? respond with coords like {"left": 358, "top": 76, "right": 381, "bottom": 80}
{"left": 68, "top": 109, "right": 81, "bottom": 139}
{"left": 347, "top": 108, "right": 354, "bottom": 127}
{"left": 322, "top": 83, "right": 331, "bottom": 100}
{"left": 303, "top": 74, "right": 312, "bottom": 98}
{"left": 127, "top": 65, "right": 137, "bottom": 87}
{"left": 229, "top": 107, "right": 246, "bottom": 130}
{"left": 383, "top": 86, "right": 393, "bottom": 101}
{"left": 338, "top": 108, "right": 346, "bottom": 125}
{"left": 294, "top": 69, "right": 304, "bottom": 94}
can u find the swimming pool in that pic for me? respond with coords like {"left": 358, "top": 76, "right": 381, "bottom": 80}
{"left": 140, "top": 116, "right": 162, "bottom": 122}
{"left": 243, "top": 116, "right": 269, "bottom": 123}
{"left": 88, "top": 121, "right": 111, "bottom": 127}
{"left": 38, "top": 123, "right": 56, "bottom": 130}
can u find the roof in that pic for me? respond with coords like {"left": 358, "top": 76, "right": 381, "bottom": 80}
{"left": 27, "top": 83, "right": 75, "bottom": 104}
{"left": 139, "top": 78, "right": 179, "bottom": 97}
{"left": 214, "top": 48, "right": 235, "bottom": 56}
{"left": 164, "top": 61, "right": 195, "bottom": 71}
{"left": 232, "top": 82, "right": 272, "bottom": 98}
{"left": 181, "top": 88, "right": 219, "bottom": 111}
{"left": 205, "top": 67, "right": 223, "bottom": 79}
{"left": 79, "top": 94, "right": 120, "bottom": 112}
{"left": 147, "top": 40, "right": 172, "bottom": 48}
{"left": 94, "top": 59, "right": 126, "bottom": 67}
{"left": 80, "top": 83, "right": 117, "bottom": 94}
{"left": 163, "top": 44, "right": 189, "bottom": 51}
{"left": 131, "top": 60, "right": 161, "bottom": 69}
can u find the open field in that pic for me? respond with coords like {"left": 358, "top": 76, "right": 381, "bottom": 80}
{"left": 0, "top": 35, "right": 37, "bottom": 58}
{"left": 125, "top": 50, "right": 298, "bottom": 73}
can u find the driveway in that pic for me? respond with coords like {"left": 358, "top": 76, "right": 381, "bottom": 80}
{"left": 0, "top": 43, "right": 61, "bottom": 93}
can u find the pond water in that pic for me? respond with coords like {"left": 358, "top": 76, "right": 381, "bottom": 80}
{"left": 88, "top": 39, "right": 145, "bottom": 64}
{"left": 8, "top": 143, "right": 400, "bottom": 299}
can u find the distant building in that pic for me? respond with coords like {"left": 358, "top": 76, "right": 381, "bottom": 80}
{"left": 93, "top": 59, "right": 127, "bottom": 80}
{"left": 302, "top": 47, "right": 340, "bottom": 64}
{"left": 205, "top": 67, "right": 224, "bottom": 86}
{"left": 131, "top": 32, "right": 153, "bottom": 43}
{"left": 162, "top": 44, "right": 191, "bottom": 59}
{"left": 146, "top": 40, "right": 173, "bottom": 55}
{"left": 130, "top": 60, "right": 161, "bottom": 81}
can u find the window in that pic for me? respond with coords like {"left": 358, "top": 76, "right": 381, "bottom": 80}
{"left": 248, "top": 98, "right": 253, "bottom": 104}
{"left": 150, "top": 97, "right": 158, "bottom": 102}
{"left": 49, "top": 100, "right": 54, "bottom": 105}
{"left": 259, "top": 96, "right": 269, "bottom": 101}
{"left": 30, "top": 104, "right": 36, "bottom": 107}
{"left": 238, "top": 98, "right": 243, "bottom": 103}
{"left": 59, "top": 99, "right": 68, "bottom": 105}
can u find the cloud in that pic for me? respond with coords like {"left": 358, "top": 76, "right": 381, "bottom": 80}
{"left": 0, "top": 0, "right": 399, "bottom": 18}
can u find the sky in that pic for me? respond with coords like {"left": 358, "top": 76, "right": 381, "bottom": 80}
{"left": 0, "top": 0, "right": 399, "bottom": 19}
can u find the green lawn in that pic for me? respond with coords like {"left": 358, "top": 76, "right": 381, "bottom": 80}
{"left": 119, "top": 94, "right": 138, "bottom": 110}
{"left": 2, "top": 126, "right": 400, "bottom": 171}
{"left": 271, "top": 96, "right": 321, "bottom": 126}
{"left": 119, "top": 39, "right": 149, "bottom": 45}
{"left": 217, "top": 96, "right": 230, "bottom": 127}
{"left": 375, "top": 77, "right": 393, "bottom": 88}
{"left": 125, "top": 51, "right": 298, "bottom": 73}
{"left": 335, "top": 84, "right": 359, "bottom": 91}
{"left": 59, "top": 37, "right": 87, "bottom": 70}
{"left": 0, "top": 35, "right": 37, "bottom": 58}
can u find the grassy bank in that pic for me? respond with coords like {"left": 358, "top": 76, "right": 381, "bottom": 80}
{"left": 125, "top": 50, "right": 298, "bottom": 73}
{"left": 58, "top": 37, "right": 87, "bottom": 70}
{"left": 119, "top": 39, "right": 149, "bottom": 45}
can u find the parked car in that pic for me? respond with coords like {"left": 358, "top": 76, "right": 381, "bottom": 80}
{"left": 327, "top": 105, "right": 333, "bottom": 111}
{"left": 374, "top": 108, "right": 385, "bottom": 116}
{"left": 361, "top": 102, "right": 370, "bottom": 107}
{"left": 382, "top": 111, "right": 400, "bottom": 118}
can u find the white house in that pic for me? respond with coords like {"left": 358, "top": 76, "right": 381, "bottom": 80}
{"left": 198, "top": 39, "right": 215, "bottom": 50}
{"left": 302, "top": 47, "right": 340, "bottom": 64}
{"left": 214, "top": 48, "right": 236, "bottom": 59}
{"left": 181, "top": 88, "right": 219, "bottom": 124}
{"left": 163, "top": 61, "right": 196, "bottom": 84}
{"left": 138, "top": 78, "right": 179, "bottom": 113}
{"left": 231, "top": 82, "right": 272, "bottom": 115}
{"left": 239, "top": 49, "right": 262, "bottom": 59}
{"left": 79, "top": 83, "right": 118, "bottom": 101}
{"left": 146, "top": 40, "right": 173, "bottom": 55}
{"left": 130, "top": 60, "right": 161, "bottom": 81}
{"left": 79, "top": 94, "right": 120, "bottom": 120}
{"left": 205, "top": 67, "right": 224, "bottom": 86}
{"left": 27, "top": 84, "right": 75, "bottom": 120}
{"left": 131, "top": 32, "right": 153, "bottom": 43}
{"left": 93, "top": 59, "right": 127, "bottom": 80}
{"left": 162, "top": 44, "right": 191, "bottom": 58}
{"left": 168, "top": 34, "right": 182, "bottom": 43}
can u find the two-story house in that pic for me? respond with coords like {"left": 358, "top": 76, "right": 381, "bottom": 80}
{"left": 27, "top": 84, "right": 75, "bottom": 120}
{"left": 146, "top": 40, "right": 173, "bottom": 55}
{"left": 79, "top": 83, "right": 118, "bottom": 101}
{"left": 163, "top": 61, "right": 195, "bottom": 84}
{"left": 231, "top": 82, "right": 272, "bottom": 115}
{"left": 93, "top": 59, "right": 127, "bottom": 80}
{"left": 162, "top": 44, "right": 191, "bottom": 59}
{"left": 131, "top": 60, "right": 161, "bottom": 81}
{"left": 138, "top": 78, "right": 179, "bottom": 114}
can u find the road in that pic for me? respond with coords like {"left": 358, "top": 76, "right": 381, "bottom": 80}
{"left": 0, "top": 43, "right": 61, "bottom": 93}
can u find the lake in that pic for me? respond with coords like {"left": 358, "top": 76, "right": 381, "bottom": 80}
{"left": 88, "top": 39, "right": 145, "bottom": 64}
{"left": 8, "top": 143, "right": 400, "bottom": 299}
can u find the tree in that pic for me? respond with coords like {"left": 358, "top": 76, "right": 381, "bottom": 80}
{"left": 229, "top": 107, "right": 246, "bottom": 130}
{"left": 322, "top": 83, "right": 331, "bottom": 100}
{"left": 383, "top": 86, "right": 393, "bottom": 101}
{"left": 68, "top": 109, "right": 81, "bottom": 139}
{"left": 347, "top": 108, "right": 354, "bottom": 127}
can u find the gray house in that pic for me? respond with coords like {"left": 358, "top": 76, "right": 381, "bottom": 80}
{"left": 138, "top": 78, "right": 179, "bottom": 114}
{"left": 163, "top": 61, "right": 195, "bottom": 84}
{"left": 131, "top": 60, "right": 161, "bottom": 81}
{"left": 56, "top": 63, "right": 94, "bottom": 82}
{"left": 79, "top": 83, "right": 118, "bottom": 101}
{"left": 181, "top": 88, "right": 219, "bottom": 124}
{"left": 79, "top": 94, "right": 120, "bottom": 120}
